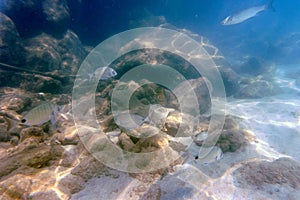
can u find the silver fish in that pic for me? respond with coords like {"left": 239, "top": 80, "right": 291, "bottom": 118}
{"left": 20, "top": 103, "right": 61, "bottom": 126}
{"left": 221, "top": 0, "right": 274, "bottom": 25}
{"left": 195, "top": 146, "right": 223, "bottom": 165}
{"left": 5, "top": 103, "right": 62, "bottom": 131}
{"left": 88, "top": 66, "right": 117, "bottom": 81}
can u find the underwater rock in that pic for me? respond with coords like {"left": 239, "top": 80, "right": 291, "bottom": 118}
{"left": 0, "top": 0, "right": 42, "bottom": 37}
{"left": 234, "top": 57, "right": 273, "bottom": 76}
{"left": 19, "top": 74, "right": 62, "bottom": 93}
{"left": 0, "top": 174, "right": 32, "bottom": 199}
{"left": 6, "top": 96, "right": 31, "bottom": 112}
{"left": 18, "top": 30, "right": 86, "bottom": 92}
{"left": 118, "top": 130, "right": 169, "bottom": 153}
{"left": 222, "top": 115, "right": 240, "bottom": 130}
{"left": 131, "top": 82, "right": 178, "bottom": 110}
{"left": 34, "top": 75, "right": 62, "bottom": 94}
{"left": 0, "top": 116, "right": 19, "bottom": 144}
{"left": 233, "top": 158, "right": 300, "bottom": 198}
{"left": 127, "top": 124, "right": 161, "bottom": 139}
{"left": 0, "top": 0, "right": 70, "bottom": 37}
{"left": 58, "top": 126, "right": 79, "bottom": 145}
{"left": 0, "top": 170, "right": 66, "bottom": 200}
{"left": 24, "top": 33, "right": 61, "bottom": 72}
{"left": 164, "top": 111, "right": 198, "bottom": 137}
{"left": 146, "top": 171, "right": 203, "bottom": 200}
{"left": 139, "top": 184, "right": 162, "bottom": 200}
{"left": 145, "top": 104, "right": 175, "bottom": 129}
{"left": 0, "top": 12, "right": 25, "bottom": 65}
{"left": 19, "top": 127, "right": 47, "bottom": 143}
{"left": 218, "top": 66, "right": 240, "bottom": 96}
{"left": 235, "top": 80, "right": 279, "bottom": 99}
{"left": 0, "top": 131, "right": 17, "bottom": 143}
{"left": 57, "top": 30, "right": 87, "bottom": 75}
{"left": 0, "top": 143, "right": 63, "bottom": 178}
{"left": 133, "top": 134, "right": 169, "bottom": 153}
{"left": 174, "top": 77, "right": 211, "bottom": 115}
{"left": 28, "top": 190, "right": 61, "bottom": 200}
{"left": 24, "top": 30, "right": 86, "bottom": 73}
{"left": 42, "top": 0, "right": 70, "bottom": 36}
{"left": 110, "top": 80, "right": 179, "bottom": 119}
{"left": 113, "top": 48, "right": 199, "bottom": 80}
{"left": 216, "top": 130, "right": 246, "bottom": 153}
{"left": 118, "top": 133, "right": 136, "bottom": 151}
{"left": 58, "top": 174, "right": 86, "bottom": 196}
{"left": 71, "top": 155, "right": 106, "bottom": 182}
{"left": 0, "top": 90, "right": 32, "bottom": 113}
{"left": 191, "top": 115, "right": 250, "bottom": 153}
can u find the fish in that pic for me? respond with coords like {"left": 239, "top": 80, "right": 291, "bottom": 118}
{"left": 195, "top": 146, "right": 223, "bottom": 165}
{"left": 221, "top": 0, "right": 275, "bottom": 25}
{"left": 5, "top": 103, "right": 62, "bottom": 131}
{"left": 88, "top": 66, "right": 117, "bottom": 81}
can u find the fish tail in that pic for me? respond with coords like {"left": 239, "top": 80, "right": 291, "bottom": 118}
{"left": 3, "top": 116, "right": 19, "bottom": 131}
{"left": 266, "top": 0, "right": 275, "bottom": 11}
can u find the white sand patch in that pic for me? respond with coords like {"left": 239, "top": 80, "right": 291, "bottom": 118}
{"left": 226, "top": 67, "right": 300, "bottom": 162}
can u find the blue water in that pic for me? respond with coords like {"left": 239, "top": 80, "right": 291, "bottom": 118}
{"left": 2, "top": 0, "right": 298, "bottom": 64}
{"left": 66, "top": 0, "right": 300, "bottom": 64}
{"left": 1, "top": 0, "right": 300, "bottom": 199}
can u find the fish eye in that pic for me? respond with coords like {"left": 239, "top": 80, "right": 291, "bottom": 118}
{"left": 195, "top": 155, "right": 199, "bottom": 160}
{"left": 21, "top": 119, "right": 26, "bottom": 123}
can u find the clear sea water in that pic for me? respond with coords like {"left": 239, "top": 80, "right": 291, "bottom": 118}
{"left": 1, "top": 0, "right": 300, "bottom": 199}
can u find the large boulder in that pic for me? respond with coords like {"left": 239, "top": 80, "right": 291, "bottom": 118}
{"left": 233, "top": 158, "right": 300, "bottom": 199}
{"left": 232, "top": 57, "right": 274, "bottom": 76}
{"left": 24, "top": 30, "right": 86, "bottom": 73}
{"left": 57, "top": 30, "right": 88, "bottom": 74}
{"left": 0, "top": 0, "right": 70, "bottom": 37}
{"left": 0, "top": 12, "right": 25, "bottom": 65}
{"left": 42, "top": 0, "right": 70, "bottom": 36}
{"left": 0, "top": 0, "right": 42, "bottom": 37}
{"left": 24, "top": 33, "right": 61, "bottom": 72}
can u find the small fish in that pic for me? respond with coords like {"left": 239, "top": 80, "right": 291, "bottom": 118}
{"left": 221, "top": 0, "right": 275, "bottom": 25}
{"left": 88, "top": 66, "right": 117, "bottom": 81}
{"left": 195, "top": 146, "right": 223, "bottom": 165}
{"left": 5, "top": 103, "right": 61, "bottom": 131}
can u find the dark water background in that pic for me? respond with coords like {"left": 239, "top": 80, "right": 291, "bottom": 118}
{"left": 65, "top": 0, "right": 300, "bottom": 64}
{"left": 0, "top": 0, "right": 299, "bottom": 65}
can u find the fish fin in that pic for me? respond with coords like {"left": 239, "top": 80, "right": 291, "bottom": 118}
{"left": 51, "top": 111, "right": 57, "bottom": 124}
{"left": 3, "top": 116, "right": 19, "bottom": 131}
{"left": 266, "top": 0, "right": 275, "bottom": 12}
